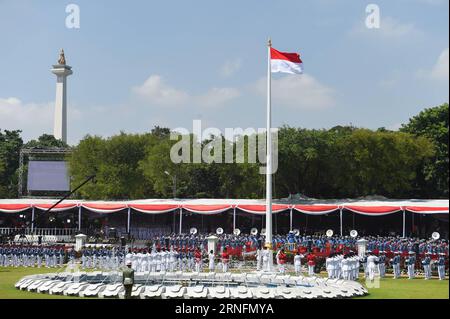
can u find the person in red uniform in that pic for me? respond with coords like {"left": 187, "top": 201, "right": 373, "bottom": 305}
{"left": 278, "top": 248, "right": 287, "bottom": 274}
{"left": 194, "top": 248, "right": 202, "bottom": 272}
{"left": 307, "top": 253, "right": 316, "bottom": 276}
{"left": 221, "top": 247, "right": 230, "bottom": 273}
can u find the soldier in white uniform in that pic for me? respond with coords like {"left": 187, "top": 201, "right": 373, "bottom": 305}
{"left": 208, "top": 250, "right": 215, "bottom": 272}
{"left": 150, "top": 249, "right": 156, "bottom": 272}
{"left": 256, "top": 248, "right": 262, "bottom": 271}
{"left": 170, "top": 248, "right": 178, "bottom": 272}
{"left": 336, "top": 253, "right": 343, "bottom": 279}
{"left": 294, "top": 252, "right": 303, "bottom": 275}
{"left": 326, "top": 254, "right": 335, "bottom": 279}
{"left": 262, "top": 246, "right": 269, "bottom": 272}
{"left": 159, "top": 248, "right": 166, "bottom": 272}
{"left": 275, "top": 249, "right": 281, "bottom": 271}
{"left": 354, "top": 253, "right": 360, "bottom": 280}
{"left": 341, "top": 255, "right": 349, "bottom": 280}
{"left": 141, "top": 251, "right": 149, "bottom": 272}
{"left": 366, "top": 251, "right": 379, "bottom": 282}
{"left": 361, "top": 252, "right": 368, "bottom": 279}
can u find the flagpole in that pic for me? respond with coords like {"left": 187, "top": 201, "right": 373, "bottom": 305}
{"left": 265, "top": 37, "right": 273, "bottom": 271}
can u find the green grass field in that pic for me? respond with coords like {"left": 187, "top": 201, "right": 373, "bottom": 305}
{"left": 0, "top": 267, "right": 448, "bottom": 299}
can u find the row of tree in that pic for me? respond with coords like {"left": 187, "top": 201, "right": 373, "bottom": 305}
{"left": 1, "top": 103, "right": 448, "bottom": 200}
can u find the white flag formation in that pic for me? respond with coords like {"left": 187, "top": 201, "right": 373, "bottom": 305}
{"left": 270, "top": 47, "right": 303, "bottom": 74}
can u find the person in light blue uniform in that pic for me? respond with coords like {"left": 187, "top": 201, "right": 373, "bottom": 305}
{"left": 422, "top": 252, "right": 431, "bottom": 280}
{"left": 406, "top": 251, "right": 416, "bottom": 279}
{"left": 391, "top": 251, "right": 401, "bottom": 279}
{"left": 437, "top": 253, "right": 446, "bottom": 280}
{"left": 378, "top": 251, "right": 386, "bottom": 278}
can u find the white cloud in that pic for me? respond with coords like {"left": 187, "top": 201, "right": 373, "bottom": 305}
{"left": 196, "top": 87, "right": 240, "bottom": 107}
{"left": 133, "top": 74, "right": 240, "bottom": 108}
{"left": 254, "top": 74, "right": 335, "bottom": 110}
{"left": 220, "top": 59, "right": 242, "bottom": 77}
{"left": 0, "top": 97, "right": 83, "bottom": 142}
{"left": 350, "top": 16, "right": 420, "bottom": 39}
{"left": 132, "top": 75, "right": 189, "bottom": 106}
{"left": 430, "top": 48, "right": 449, "bottom": 81}
{"left": 0, "top": 97, "right": 53, "bottom": 139}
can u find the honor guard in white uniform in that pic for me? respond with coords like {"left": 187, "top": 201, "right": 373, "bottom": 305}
{"left": 262, "top": 246, "right": 270, "bottom": 272}
{"left": 208, "top": 250, "right": 215, "bottom": 272}
{"left": 141, "top": 251, "right": 149, "bottom": 272}
{"left": 150, "top": 249, "right": 156, "bottom": 272}
{"left": 169, "top": 248, "right": 177, "bottom": 272}
{"left": 422, "top": 252, "right": 431, "bottom": 280}
{"left": 341, "top": 255, "right": 350, "bottom": 280}
{"left": 256, "top": 248, "right": 262, "bottom": 271}
{"left": 361, "top": 253, "right": 368, "bottom": 279}
{"left": 275, "top": 249, "right": 281, "bottom": 269}
{"left": 326, "top": 254, "right": 335, "bottom": 278}
{"left": 294, "top": 252, "right": 303, "bottom": 275}
{"left": 335, "top": 253, "right": 343, "bottom": 279}
{"left": 160, "top": 249, "right": 167, "bottom": 272}
{"left": 366, "top": 251, "right": 379, "bottom": 282}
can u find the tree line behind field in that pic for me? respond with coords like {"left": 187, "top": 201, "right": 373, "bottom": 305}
{"left": 0, "top": 103, "right": 448, "bottom": 200}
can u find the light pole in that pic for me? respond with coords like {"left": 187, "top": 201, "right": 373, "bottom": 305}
{"left": 165, "top": 170, "right": 178, "bottom": 233}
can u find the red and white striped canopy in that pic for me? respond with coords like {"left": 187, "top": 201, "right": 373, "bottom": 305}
{"left": 183, "top": 205, "right": 232, "bottom": 215}
{"left": 343, "top": 205, "right": 402, "bottom": 216}
{"left": 0, "top": 199, "right": 448, "bottom": 216}
{"left": 405, "top": 206, "right": 449, "bottom": 214}
{"left": 128, "top": 204, "right": 179, "bottom": 214}
{"left": 293, "top": 205, "right": 340, "bottom": 215}
{"left": 80, "top": 203, "right": 127, "bottom": 214}
{"left": 237, "top": 204, "right": 290, "bottom": 215}
{"left": 0, "top": 203, "right": 31, "bottom": 213}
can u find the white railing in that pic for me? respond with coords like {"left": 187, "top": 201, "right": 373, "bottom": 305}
{"left": 0, "top": 227, "right": 77, "bottom": 236}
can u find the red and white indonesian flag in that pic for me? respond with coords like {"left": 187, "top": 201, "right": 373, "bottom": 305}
{"left": 270, "top": 47, "right": 303, "bottom": 74}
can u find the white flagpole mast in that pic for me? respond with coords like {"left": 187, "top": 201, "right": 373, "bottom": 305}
{"left": 265, "top": 37, "right": 273, "bottom": 271}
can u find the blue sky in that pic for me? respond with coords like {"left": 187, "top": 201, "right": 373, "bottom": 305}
{"left": 0, "top": 0, "right": 448, "bottom": 144}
